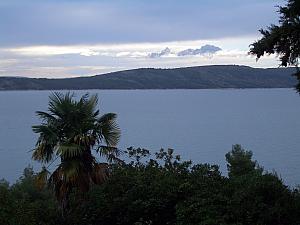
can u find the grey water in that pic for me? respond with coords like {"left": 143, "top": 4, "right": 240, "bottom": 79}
{"left": 0, "top": 89, "right": 299, "bottom": 186}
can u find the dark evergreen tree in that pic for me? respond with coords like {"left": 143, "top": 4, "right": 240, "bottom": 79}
{"left": 225, "top": 144, "right": 261, "bottom": 178}
{"left": 250, "top": 0, "right": 300, "bottom": 92}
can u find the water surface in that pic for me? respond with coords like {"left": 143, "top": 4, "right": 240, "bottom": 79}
{"left": 0, "top": 89, "right": 299, "bottom": 186}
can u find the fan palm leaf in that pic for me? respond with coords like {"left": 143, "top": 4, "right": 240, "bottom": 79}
{"left": 32, "top": 92, "right": 121, "bottom": 210}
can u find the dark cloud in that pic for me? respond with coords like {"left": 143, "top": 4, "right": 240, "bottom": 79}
{"left": 147, "top": 44, "right": 221, "bottom": 58}
{"left": 0, "top": 0, "right": 284, "bottom": 46}
{"left": 148, "top": 47, "right": 171, "bottom": 58}
{"left": 177, "top": 44, "right": 222, "bottom": 56}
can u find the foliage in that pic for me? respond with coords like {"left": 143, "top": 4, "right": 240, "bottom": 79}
{"left": 1, "top": 146, "right": 300, "bottom": 225}
{"left": 250, "top": 0, "right": 300, "bottom": 92}
{"left": 32, "top": 92, "right": 120, "bottom": 210}
{"left": 66, "top": 147, "right": 192, "bottom": 225}
{"left": 225, "top": 144, "right": 262, "bottom": 178}
{"left": 0, "top": 167, "right": 60, "bottom": 225}
{"left": 227, "top": 172, "right": 300, "bottom": 225}
{"left": 64, "top": 147, "right": 300, "bottom": 225}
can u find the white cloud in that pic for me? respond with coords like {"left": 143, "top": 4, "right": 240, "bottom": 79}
{"left": 79, "top": 49, "right": 100, "bottom": 57}
{"left": 116, "top": 52, "right": 131, "bottom": 57}
{"left": 8, "top": 46, "right": 101, "bottom": 57}
{"left": 0, "top": 36, "right": 280, "bottom": 78}
{"left": 215, "top": 49, "right": 248, "bottom": 58}
{"left": 6, "top": 37, "right": 256, "bottom": 57}
{"left": 0, "top": 58, "right": 18, "bottom": 66}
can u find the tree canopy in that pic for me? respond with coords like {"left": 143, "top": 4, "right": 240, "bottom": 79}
{"left": 225, "top": 144, "right": 262, "bottom": 178}
{"left": 250, "top": 0, "right": 300, "bottom": 92}
{"left": 1, "top": 147, "right": 300, "bottom": 225}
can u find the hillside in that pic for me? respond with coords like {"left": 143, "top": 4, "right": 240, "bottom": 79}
{"left": 0, "top": 65, "right": 297, "bottom": 90}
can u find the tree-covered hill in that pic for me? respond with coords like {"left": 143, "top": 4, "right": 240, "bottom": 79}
{"left": 0, "top": 65, "right": 297, "bottom": 90}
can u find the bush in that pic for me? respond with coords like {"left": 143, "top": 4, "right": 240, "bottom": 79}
{"left": 1, "top": 146, "right": 299, "bottom": 225}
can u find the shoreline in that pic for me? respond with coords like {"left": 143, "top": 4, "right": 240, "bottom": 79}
{"left": 0, "top": 87, "right": 295, "bottom": 92}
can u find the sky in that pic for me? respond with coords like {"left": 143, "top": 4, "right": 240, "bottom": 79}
{"left": 0, "top": 0, "right": 285, "bottom": 78}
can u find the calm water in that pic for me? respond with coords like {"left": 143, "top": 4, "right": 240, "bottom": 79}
{"left": 0, "top": 89, "right": 300, "bottom": 186}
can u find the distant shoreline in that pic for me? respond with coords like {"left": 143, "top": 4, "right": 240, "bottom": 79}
{"left": 0, "top": 65, "right": 297, "bottom": 91}
{"left": 0, "top": 87, "right": 295, "bottom": 92}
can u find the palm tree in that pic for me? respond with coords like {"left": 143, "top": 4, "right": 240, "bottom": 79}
{"left": 32, "top": 92, "right": 121, "bottom": 211}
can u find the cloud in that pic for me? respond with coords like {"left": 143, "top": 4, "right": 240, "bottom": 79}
{"left": 79, "top": 49, "right": 100, "bottom": 56}
{"left": 8, "top": 46, "right": 99, "bottom": 56}
{"left": 147, "top": 45, "right": 222, "bottom": 58}
{"left": 0, "top": 59, "right": 18, "bottom": 66}
{"left": 0, "top": 0, "right": 282, "bottom": 46}
{"left": 148, "top": 47, "right": 171, "bottom": 58}
{"left": 4, "top": 37, "right": 259, "bottom": 58}
{"left": 177, "top": 44, "right": 222, "bottom": 56}
{"left": 197, "top": 44, "right": 222, "bottom": 54}
{"left": 0, "top": 37, "right": 279, "bottom": 78}
{"left": 116, "top": 51, "right": 148, "bottom": 58}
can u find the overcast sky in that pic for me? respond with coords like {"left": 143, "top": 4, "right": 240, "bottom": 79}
{"left": 0, "top": 0, "right": 285, "bottom": 78}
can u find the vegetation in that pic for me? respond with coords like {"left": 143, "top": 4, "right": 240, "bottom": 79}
{"left": 1, "top": 1, "right": 299, "bottom": 224}
{"left": 225, "top": 144, "right": 262, "bottom": 177}
{"left": 0, "top": 65, "right": 296, "bottom": 90}
{"left": 250, "top": 0, "right": 300, "bottom": 92}
{"left": 0, "top": 91, "right": 298, "bottom": 224}
{"left": 1, "top": 146, "right": 299, "bottom": 225}
{"left": 0, "top": 167, "right": 60, "bottom": 225}
{"left": 32, "top": 92, "right": 120, "bottom": 212}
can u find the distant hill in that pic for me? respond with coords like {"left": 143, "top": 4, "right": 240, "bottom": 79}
{"left": 0, "top": 65, "right": 297, "bottom": 90}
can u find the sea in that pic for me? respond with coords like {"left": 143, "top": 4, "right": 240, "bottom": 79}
{"left": 0, "top": 88, "right": 299, "bottom": 186}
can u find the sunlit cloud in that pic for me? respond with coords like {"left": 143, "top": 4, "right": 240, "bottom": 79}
{"left": 0, "top": 59, "right": 18, "bottom": 66}
{"left": 0, "top": 0, "right": 285, "bottom": 78}
{"left": 0, "top": 36, "right": 280, "bottom": 78}
{"left": 7, "top": 37, "right": 257, "bottom": 57}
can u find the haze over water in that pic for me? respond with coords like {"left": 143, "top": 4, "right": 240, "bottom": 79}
{"left": 0, "top": 88, "right": 299, "bottom": 186}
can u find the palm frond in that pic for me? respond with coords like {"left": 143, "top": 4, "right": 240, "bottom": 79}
{"left": 35, "top": 111, "right": 56, "bottom": 122}
{"left": 35, "top": 166, "right": 50, "bottom": 189}
{"left": 91, "top": 163, "right": 109, "bottom": 185}
{"left": 32, "top": 142, "right": 54, "bottom": 162}
{"left": 32, "top": 124, "right": 58, "bottom": 162}
{"left": 48, "top": 92, "right": 75, "bottom": 118}
{"left": 61, "top": 160, "right": 83, "bottom": 182}
{"left": 57, "top": 143, "right": 84, "bottom": 158}
{"left": 48, "top": 166, "right": 66, "bottom": 201}
{"left": 32, "top": 124, "right": 57, "bottom": 136}
{"left": 32, "top": 92, "right": 121, "bottom": 207}
{"left": 73, "top": 134, "right": 96, "bottom": 147}
{"left": 85, "top": 94, "right": 98, "bottom": 113}
{"left": 97, "top": 113, "right": 121, "bottom": 147}
{"left": 97, "top": 145, "right": 122, "bottom": 163}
